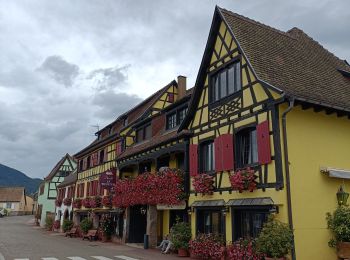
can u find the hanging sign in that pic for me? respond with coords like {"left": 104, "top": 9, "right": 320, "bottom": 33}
{"left": 99, "top": 168, "right": 116, "bottom": 189}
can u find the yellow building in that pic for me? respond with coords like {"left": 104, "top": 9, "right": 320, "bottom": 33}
{"left": 177, "top": 6, "right": 350, "bottom": 260}
{"left": 116, "top": 76, "right": 192, "bottom": 247}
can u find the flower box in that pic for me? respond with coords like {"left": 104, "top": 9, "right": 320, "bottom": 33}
{"left": 82, "top": 198, "right": 91, "bottom": 208}
{"left": 229, "top": 167, "right": 257, "bottom": 192}
{"left": 192, "top": 173, "right": 214, "bottom": 195}
{"left": 63, "top": 197, "right": 72, "bottom": 206}
{"left": 55, "top": 198, "right": 62, "bottom": 207}
{"left": 72, "top": 199, "right": 82, "bottom": 209}
{"left": 90, "top": 196, "right": 102, "bottom": 208}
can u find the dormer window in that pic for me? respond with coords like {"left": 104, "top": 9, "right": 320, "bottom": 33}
{"left": 166, "top": 107, "right": 188, "bottom": 130}
{"left": 210, "top": 61, "right": 241, "bottom": 103}
{"left": 136, "top": 124, "right": 152, "bottom": 143}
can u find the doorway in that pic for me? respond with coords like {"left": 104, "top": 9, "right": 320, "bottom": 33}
{"left": 128, "top": 205, "right": 147, "bottom": 243}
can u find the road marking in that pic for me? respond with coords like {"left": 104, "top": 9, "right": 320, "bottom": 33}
{"left": 91, "top": 257, "right": 114, "bottom": 260}
{"left": 115, "top": 256, "right": 139, "bottom": 260}
{"left": 14, "top": 259, "right": 29, "bottom": 260}
{"left": 42, "top": 258, "right": 59, "bottom": 260}
{"left": 67, "top": 257, "right": 87, "bottom": 260}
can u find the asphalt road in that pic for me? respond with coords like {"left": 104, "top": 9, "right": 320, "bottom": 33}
{"left": 0, "top": 216, "right": 178, "bottom": 260}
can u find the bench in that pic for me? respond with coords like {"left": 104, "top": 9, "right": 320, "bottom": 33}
{"left": 65, "top": 227, "right": 77, "bottom": 238}
{"left": 82, "top": 229, "right": 98, "bottom": 241}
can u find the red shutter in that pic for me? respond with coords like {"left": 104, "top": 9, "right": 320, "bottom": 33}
{"left": 116, "top": 142, "right": 122, "bottom": 156}
{"left": 94, "top": 181, "right": 98, "bottom": 196}
{"left": 77, "top": 185, "right": 80, "bottom": 198}
{"left": 257, "top": 120, "right": 272, "bottom": 165}
{"left": 168, "top": 93, "right": 174, "bottom": 103}
{"left": 221, "top": 134, "right": 234, "bottom": 171}
{"left": 189, "top": 144, "right": 198, "bottom": 176}
{"left": 214, "top": 136, "right": 223, "bottom": 172}
{"left": 87, "top": 182, "right": 90, "bottom": 196}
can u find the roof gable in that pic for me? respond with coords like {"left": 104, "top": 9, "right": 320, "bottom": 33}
{"left": 44, "top": 153, "right": 76, "bottom": 181}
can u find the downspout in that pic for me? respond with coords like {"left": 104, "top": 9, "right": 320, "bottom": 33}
{"left": 281, "top": 98, "right": 296, "bottom": 260}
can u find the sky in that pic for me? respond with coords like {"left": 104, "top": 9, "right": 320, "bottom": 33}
{"left": 0, "top": 0, "right": 349, "bottom": 179}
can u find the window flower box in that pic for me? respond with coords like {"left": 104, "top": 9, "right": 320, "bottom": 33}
{"left": 82, "top": 198, "right": 91, "bottom": 208}
{"left": 63, "top": 198, "right": 72, "bottom": 206}
{"left": 55, "top": 198, "right": 62, "bottom": 207}
{"left": 73, "top": 199, "right": 82, "bottom": 209}
{"left": 90, "top": 196, "right": 102, "bottom": 208}
{"left": 192, "top": 173, "right": 214, "bottom": 195}
{"left": 229, "top": 167, "right": 257, "bottom": 192}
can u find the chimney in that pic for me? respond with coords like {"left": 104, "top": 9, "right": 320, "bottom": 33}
{"left": 177, "top": 75, "right": 187, "bottom": 100}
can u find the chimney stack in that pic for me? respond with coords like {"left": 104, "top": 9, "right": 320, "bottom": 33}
{"left": 177, "top": 75, "right": 187, "bottom": 100}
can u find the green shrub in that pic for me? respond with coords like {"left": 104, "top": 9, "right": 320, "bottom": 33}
{"left": 170, "top": 220, "right": 192, "bottom": 250}
{"left": 45, "top": 216, "right": 54, "bottom": 230}
{"left": 101, "top": 214, "right": 113, "bottom": 238}
{"left": 257, "top": 216, "right": 293, "bottom": 258}
{"left": 62, "top": 219, "right": 74, "bottom": 232}
{"left": 80, "top": 218, "right": 92, "bottom": 234}
{"left": 326, "top": 206, "right": 350, "bottom": 247}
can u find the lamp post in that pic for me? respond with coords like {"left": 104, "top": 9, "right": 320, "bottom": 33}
{"left": 337, "top": 185, "right": 349, "bottom": 206}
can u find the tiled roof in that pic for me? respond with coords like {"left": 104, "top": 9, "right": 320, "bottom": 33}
{"left": 219, "top": 7, "right": 350, "bottom": 110}
{"left": 57, "top": 170, "right": 77, "bottom": 188}
{"left": 0, "top": 187, "right": 25, "bottom": 202}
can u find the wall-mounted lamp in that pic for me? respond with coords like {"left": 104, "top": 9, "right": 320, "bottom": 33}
{"left": 269, "top": 205, "right": 279, "bottom": 214}
{"left": 140, "top": 206, "right": 147, "bottom": 215}
{"left": 222, "top": 206, "right": 229, "bottom": 217}
{"left": 187, "top": 207, "right": 194, "bottom": 215}
{"left": 337, "top": 185, "right": 349, "bottom": 206}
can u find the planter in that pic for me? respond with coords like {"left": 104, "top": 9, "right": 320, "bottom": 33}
{"left": 265, "top": 257, "right": 286, "bottom": 260}
{"left": 337, "top": 242, "right": 350, "bottom": 259}
{"left": 177, "top": 248, "right": 189, "bottom": 257}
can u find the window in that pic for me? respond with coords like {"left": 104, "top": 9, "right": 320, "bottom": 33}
{"left": 39, "top": 185, "right": 44, "bottom": 195}
{"left": 236, "top": 128, "right": 258, "bottom": 167}
{"left": 87, "top": 156, "right": 91, "bottom": 169}
{"left": 210, "top": 62, "right": 241, "bottom": 103}
{"left": 167, "top": 113, "right": 177, "bottom": 129}
{"left": 79, "top": 160, "right": 83, "bottom": 171}
{"left": 197, "top": 209, "right": 223, "bottom": 235}
{"left": 166, "top": 107, "right": 188, "bottom": 130}
{"left": 232, "top": 208, "right": 269, "bottom": 240}
{"left": 99, "top": 150, "right": 104, "bottom": 164}
{"left": 6, "top": 202, "right": 11, "bottom": 209}
{"left": 200, "top": 141, "right": 215, "bottom": 173}
{"left": 136, "top": 124, "right": 152, "bottom": 143}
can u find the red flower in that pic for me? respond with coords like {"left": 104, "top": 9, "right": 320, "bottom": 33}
{"left": 192, "top": 173, "right": 214, "bottom": 195}
{"left": 102, "top": 195, "right": 113, "bottom": 208}
{"left": 55, "top": 199, "right": 62, "bottom": 207}
{"left": 90, "top": 196, "right": 102, "bottom": 208}
{"left": 229, "top": 168, "right": 257, "bottom": 193}
{"left": 189, "top": 233, "right": 225, "bottom": 260}
{"left": 53, "top": 220, "right": 60, "bottom": 230}
{"left": 82, "top": 198, "right": 91, "bottom": 208}
{"left": 63, "top": 198, "right": 72, "bottom": 206}
{"left": 226, "top": 238, "right": 264, "bottom": 260}
{"left": 72, "top": 199, "right": 82, "bottom": 209}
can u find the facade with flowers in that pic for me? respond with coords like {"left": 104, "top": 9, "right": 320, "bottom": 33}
{"left": 177, "top": 6, "right": 350, "bottom": 260}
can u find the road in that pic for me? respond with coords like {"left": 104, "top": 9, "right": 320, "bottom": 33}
{"left": 0, "top": 216, "right": 178, "bottom": 260}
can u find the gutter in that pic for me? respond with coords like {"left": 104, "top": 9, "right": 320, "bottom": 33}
{"left": 281, "top": 98, "right": 296, "bottom": 260}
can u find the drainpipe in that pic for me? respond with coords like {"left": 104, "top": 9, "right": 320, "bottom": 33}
{"left": 281, "top": 98, "right": 296, "bottom": 260}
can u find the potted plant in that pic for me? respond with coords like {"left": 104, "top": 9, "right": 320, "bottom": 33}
{"left": 326, "top": 206, "right": 350, "bottom": 258}
{"left": 45, "top": 216, "right": 54, "bottom": 231}
{"left": 100, "top": 214, "right": 113, "bottom": 242}
{"left": 189, "top": 233, "right": 225, "bottom": 259}
{"left": 80, "top": 218, "right": 93, "bottom": 235}
{"left": 229, "top": 167, "right": 257, "bottom": 192}
{"left": 170, "top": 220, "right": 192, "bottom": 256}
{"left": 226, "top": 238, "right": 264, "bottom": 260}
{"left": 62, "top": 219, "right": 74, "bottom": 232}
{"left": 257, "top": 216, "right": 293, "bottom": 260}
{"left": 192, "top": 173, "right": 214, "bottom": 195}
{"left": 53, "top": 220, "right": 60, "bottom": 231}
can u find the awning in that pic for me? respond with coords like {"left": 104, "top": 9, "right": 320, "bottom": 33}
{"left": 226, "top": 197, "right": 274, "bottom": 207}
{"left": 321, "top": 167, "right": 350, "bottom": 179}
{"left": 191, "top": 200, "right": 225, "bottom": 207}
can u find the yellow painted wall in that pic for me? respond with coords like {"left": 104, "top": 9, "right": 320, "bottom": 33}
{"left": 286, "top": 106, "right": 350, "bottom": 260}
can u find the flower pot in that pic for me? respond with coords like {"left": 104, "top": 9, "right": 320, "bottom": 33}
{"left": 337, "top": 242, "right": 350, "bottom": 259}
{"left": 265, "top": 257, "right": 286, "bottom": 260}
{"left": 102, "top": 236, "right": 110, "bottom": 242}
{"left": 177, "top": 248, "right": 189, "bottom": 257}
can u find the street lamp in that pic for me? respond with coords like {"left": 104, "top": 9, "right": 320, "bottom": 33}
{"left": 337, "top": 185, "right": 349, "bottom": 206}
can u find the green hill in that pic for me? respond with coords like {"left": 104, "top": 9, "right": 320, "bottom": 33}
{"left": 0, "top": 164, "right": 42, "bottom": 195}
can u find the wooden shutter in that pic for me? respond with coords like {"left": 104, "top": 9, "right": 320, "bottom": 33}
{"left": 221, "top": 134, "right": 234, "bottom": 171}
{"left": 214, "top": 136, "right": 223, "bottom": 172}
{"left": 189, "top": 144, "right": 198, "bottom": 176}
{"left": 87, "top": 182, "right": 90, "bottom": 196}
{"left": 83, "top": 158, "right": 87, "bottom": 170}
{"left": 257, "top": 120, "right": 272, "bottom": 165}
{"left": 81, "top": 183, "right": 85, "bottom": 197}
{"left": 104, "top": 148, "right": 108, "bottom": 162}
{"left": 116, "top": 141, "right": 122, "bottom": 156}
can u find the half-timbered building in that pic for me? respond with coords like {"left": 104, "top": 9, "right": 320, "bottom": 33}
{"left": 179, "top": 6, "right": 350, "bottom": 260}
{"left": 37, "top": 153, "right": 76, "bottom": 227}
{"left": 116, "top": 76, "right": 191, "bottom": 247}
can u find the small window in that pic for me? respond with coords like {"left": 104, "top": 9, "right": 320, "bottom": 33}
{"left": 210, "top": 62, "right": 241, "bottom": 103}
{"left": 233, "top": 208, "right": 269, "bottom": 240}
{"left": 200, "top": 141, "right": 215, "bottom": 173}
{"left": 236, "top": 128, "right": 258, "bottom": 167}
{"left": 79, "top": 160, "right": 83, "bottom": 171}
{"left": 99, "top": 150, "right": 104, "bottom": 164}
{"left": 197, "top": 209, "right": 223, "bottom": 235}
{"left": 178, "top": 107, "right": 187, "bottom": 123}
{"left": 39, "top": 185, "right": 44, "bottom": 195}
{"left": 167, "top": 113, "right": 177, "bottom": 129}
{"left": 6, "top": 202, "right": 12, "bottom": 209}
{"left": 136, "top": 124, "right": 152, "bottom": 143}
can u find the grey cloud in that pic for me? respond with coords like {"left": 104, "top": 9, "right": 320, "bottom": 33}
{"left": 87, "top": 65, "right": 129, "bottom": 91}
{"left": 38, "top": 56, "right": 79, "bottom": 87}
{"left": 93, "top": 90, "right": 142, "bottom": 120}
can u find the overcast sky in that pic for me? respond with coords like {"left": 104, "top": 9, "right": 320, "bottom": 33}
{"left": 0, "top": 0, "right": 348, "bottom": 179}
